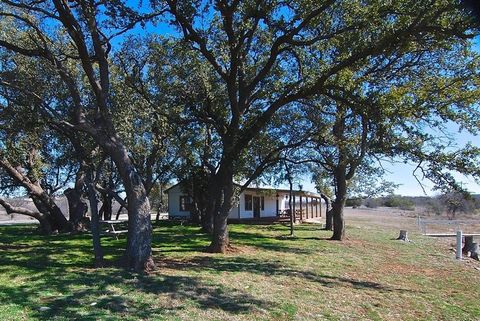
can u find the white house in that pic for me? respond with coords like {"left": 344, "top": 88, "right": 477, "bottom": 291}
{"left": 165, "top": 183, "right": 322, "bottom": 220}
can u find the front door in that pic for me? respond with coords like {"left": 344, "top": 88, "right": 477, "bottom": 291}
{"left": 253, "top": 196, "right": 261, "bottom": 218}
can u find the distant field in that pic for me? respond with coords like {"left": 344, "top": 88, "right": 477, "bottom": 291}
{"left": 0, "top": 209, "right": 479, "bottom": 320}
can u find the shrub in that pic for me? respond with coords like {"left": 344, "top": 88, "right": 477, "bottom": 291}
{"left": 384, "top": 196, "right": 415, "bottom": 211}
{"left": 346, "top": 198, "right": 362, "bottom": 208}
{"left": 365, "top": 198, "right": 379, "bottom": 208}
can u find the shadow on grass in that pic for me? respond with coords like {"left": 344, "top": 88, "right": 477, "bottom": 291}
{"left": 155, "top": 255, "right": 417, "bottom": 294}
{"left": 0, "top": 225, "right": 273, "bottom": 320}
{"left": 0, "top": 222, "right": 416, "bottom": 320}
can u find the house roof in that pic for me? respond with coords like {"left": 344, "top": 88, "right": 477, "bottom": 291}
{"left": 164, "top": 181, "right": 321, "bottom": 198}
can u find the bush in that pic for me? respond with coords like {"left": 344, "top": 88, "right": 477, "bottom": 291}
{"left": 365, "top": 198, "right": 379, "bottom": 208}
{"left": 346, "top": 198, "right": 362, "bottom": 208}
{"left": 384, "top": 196, "right": 415, "bottom": 211}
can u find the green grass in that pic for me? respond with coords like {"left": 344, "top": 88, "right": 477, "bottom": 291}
{"left": 0, "top": 221, "right": 479, "bottom": 321}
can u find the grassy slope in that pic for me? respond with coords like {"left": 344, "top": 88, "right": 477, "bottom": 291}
{"left": 0, "top": 220, "right": 479, "bottom": 321}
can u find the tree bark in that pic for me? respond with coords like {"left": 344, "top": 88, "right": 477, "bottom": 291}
{"left": 397, "top": 230, "right": 409, "bottom": 241}
{"left": 116, "top": 160, "right": 154, "bottom": 271}
{"left": 0, "top": 198, "right": 52, "bottom": 234}
{"left": 207, "top": 210, "right": 230, "bottom": 253}
{"left": 285, "top": 162, "right": 294, "bottom": 236}
{"left": 64, "top": 188, "right": 88, "bottom": 231}
{"left": 321, "top": 194, "right": 333, "bottom": 231}
{"left": 92, "top": 139, "right": 154, "bottom": 271}
{"left": 31, "top": 193, "right": 70, "bottom": 232}
{"left": 470, "top": 242, "right": 479, "bottom": 261}
{"left": 463, "top": 236, "right": 474, "bottom": 255}
{"left": 100, "top": 192, "right": 113, "bottom": 221}
{"left": 331, "top": 169, "right": 347, "bottom": 240}
{"left": 207, "top": 164, "right": 233, "bottom": 253}
{"left": 202, "top": 180, "right": 217, "bottom": 234}
{"left": 85, "top": 169, "right": 104, "bottom": 267}
{"left": 0, "top": 158, "right": 70, "bottom": 232}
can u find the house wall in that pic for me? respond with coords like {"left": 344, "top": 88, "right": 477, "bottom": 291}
{"left": 167, "top": 185, "right": 191, "bottom": 217}
{"left": 166, "top": 185, "right": 321, "bottom": 219}
{"left": 167, "top": 184, "right": 239, "bottom": 218}
{"left": 239, "top": 191, "right": 279, "bottom": 218}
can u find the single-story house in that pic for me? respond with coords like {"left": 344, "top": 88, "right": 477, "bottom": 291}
{"left": 165, "top": 183, "right": 322, "bottom": 220}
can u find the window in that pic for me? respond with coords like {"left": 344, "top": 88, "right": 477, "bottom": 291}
{"left": 245, "top": 194, "right": 252, "bottom": 211}
{"left": 179, "top": 196, "right": 192, "bottom": 212}
{"left": 261, "top": 196, "right": 264, "bottom": 210}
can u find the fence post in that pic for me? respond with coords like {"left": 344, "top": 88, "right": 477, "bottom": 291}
{"left": 456, "top": 230, "right": 463, "bottom": 260}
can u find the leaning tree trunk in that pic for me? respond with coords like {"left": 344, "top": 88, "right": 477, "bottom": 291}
{"left": 0, "top": 158, "right": 70, "bottom": 232}
{"left": 0, "top": 198, "right": 52, "bottom": 234}
{"left": 320, "top": 194, "right": 333, "bottom": 231}
{"left": 31, "top": 193, "right": 70, "bottom": 232}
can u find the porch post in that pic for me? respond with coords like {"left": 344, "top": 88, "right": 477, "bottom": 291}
{"left": 293, "top": 194, "right": 296, "bottom": 223}
{"left": 276, "top": 193, "right": 279, "bottom": 216}
{"left": 311, "top": 197, "right": 314, "bottom": 217}
{"left": 319, "top": 197, "right": 322, "bottom": 217}
{"left": 299, "top": 195, "right": 303, "bottom": 221}
{"left": 306, "top": 197, "right": 309, "bottom": 219}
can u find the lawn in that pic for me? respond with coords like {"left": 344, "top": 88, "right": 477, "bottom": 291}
{"left": 0, "top": 218, "right": 479, "bottom": 321}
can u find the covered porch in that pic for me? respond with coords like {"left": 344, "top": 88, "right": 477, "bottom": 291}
{"left": 275, "top": 190, "right": 323, "bottom": 222}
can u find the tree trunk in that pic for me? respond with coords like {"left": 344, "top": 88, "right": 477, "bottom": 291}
{"left": 397, "top": 230, "right": 409, "bottom": 241}
{"left": 471, "top": 242, "right": 479, "bottom": 261}
{"left": 201, "top": 208, "right": 214, "bottom": 234}
{"left": 119, "top": 163, "right": 154, "bottom": 271}
{"left": 202, "top": 180, "right": 217, "bottom": 234}
{"left": 0, "top": 198, "right": 52, "bottom": 234}
{"left": 463, "top": 236, "right": 474, "bottom": 255}
{"left": 115, "top": 198, "right": 126, "bottom": 220}
{"left": 31, "top": 193, "right": 70, "bottom": 232}
{"left": 331, "top": 200, "right": 345, "bottom": 240}
{"left": 190, "top": 203, "right": 200, "bottom": 224}
{"left": 101, "top": 142, "right": 154, "bottom": 272}
{"left": 37, "top": 215, "right": 53, "bottom": 235}
{"left": 207, "top": 165, "right": 233, "bottom": 253}
{"left": 101, "top": 192, "right": 113, "bottom": 220}
{"left": 285, "top": 164, "right": 294, "bottom": 236}
{"left": 85, "top": 169, "right": 104, "bottom": 268}
{"left": 321, "top": 194, "right": 333, "bottom": 231}
{"left": 65, "top": 188, "right": 88, "bottom": 231}
{"left": 207, "top": 211, "right": 229, "bottom": 253}
{"left": 331, "top": 169, "right": 347, "bottom": 240}
{"left": 0, "top": 158, "right": 70, "bottom": 232}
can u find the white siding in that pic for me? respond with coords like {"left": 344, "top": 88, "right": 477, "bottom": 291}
{"left": 239, "top": 191, "right": 279, "bottom": 218}
{"left": 167, "top": 185, "right": 190, "bottom": 217}
{"left": 166, "top": 185, "right": 321, "bottom": 219}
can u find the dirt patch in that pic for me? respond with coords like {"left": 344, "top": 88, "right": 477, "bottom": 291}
{"left": 379, "top": 262, "right": 450, "bottom": 278}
